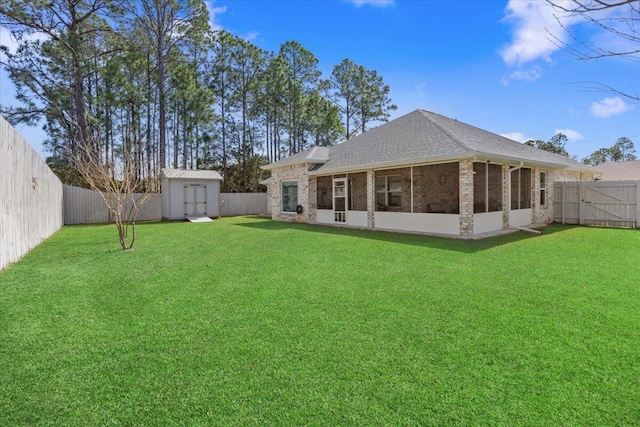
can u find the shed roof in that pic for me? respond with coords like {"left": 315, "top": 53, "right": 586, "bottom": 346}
{"left": 263, "top": 109, "right": 593, "bottom": 174}
{"left": 592, "top": 160, "right": 640, "bottom": 181}
{"left": 162, "top": 168, "right": 223, "bottom": 180}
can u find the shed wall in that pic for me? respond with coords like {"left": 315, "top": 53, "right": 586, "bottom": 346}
{"left": 162, "top": 179, "right": 220, "bottom": 220}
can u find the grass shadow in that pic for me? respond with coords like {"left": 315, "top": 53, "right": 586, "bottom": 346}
{"left": 234, "top": 216, "right": 568, "bottom": 253}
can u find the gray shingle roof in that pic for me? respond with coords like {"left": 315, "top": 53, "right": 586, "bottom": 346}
{"left": 162, "top": 168, "right": 223, "bottom": 180}
{"left": 264, "top": 109, "right": 593, "bottom": 173}
{"left": 592, "top": 160, "right": 640, "bottom": 181}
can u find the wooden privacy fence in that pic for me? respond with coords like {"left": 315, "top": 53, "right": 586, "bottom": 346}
{"left": 554, "top": 181, "right": 640, "bottom": 228}
{"left": 220, "top": 193, "right": 268, "bottom": 217}
{"left": 63, "top": 185, "right": 267, "bottom": 225}
{"left": 63, "top": 185, "right": 162, "bottom": 225}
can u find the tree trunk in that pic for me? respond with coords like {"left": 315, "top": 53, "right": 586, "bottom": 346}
{"left": 157, "top": 31, "right": 167, "bottom": 168}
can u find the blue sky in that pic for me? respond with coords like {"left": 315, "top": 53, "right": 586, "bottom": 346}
{"left": 1, "top": 0, "right": 638, "bottom": 161}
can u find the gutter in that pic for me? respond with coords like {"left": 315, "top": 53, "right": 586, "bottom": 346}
{"left": 263, "top": 149, "right": 593, "bottom": 176}
{"left": 305, "top": 151, "right": 584, "bottom": 176}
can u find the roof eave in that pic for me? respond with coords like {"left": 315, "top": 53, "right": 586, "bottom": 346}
{"left": 262, "top": 159, "right": 326, "bottom": 171}
{"left": 307, "top": 154, "right": 465, "bottom": 175}
{"left": 161, "top": 170, "right": 223, "bottom": 180}
{"left": 471, "top": 152, "right": 593, "bottom": 172}
{"left": 307, "top": 151, "right": 594, "bottom": 175}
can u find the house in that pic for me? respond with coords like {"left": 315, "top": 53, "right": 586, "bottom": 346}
{"left": 161, "top": 168, "right": 223, "bottom": 220}
{"left": 591, "top": 160, "right": 640, "bottom": 181}
{"left": 262, "top": 109, "right": 595, "bottom": 237}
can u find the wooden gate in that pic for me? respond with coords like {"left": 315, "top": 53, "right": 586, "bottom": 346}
{"left": 554, "top": 181, "right": 639, "bottom": 228}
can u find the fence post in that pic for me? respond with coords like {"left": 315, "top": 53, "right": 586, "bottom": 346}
{"left": 578, "top": 182, "right": 585, "bottom": 225}
{"left": 636, "top": 182, "right": 640, "bottom": 228}
{"left": 561, "top": 183, "right": 566, "bottom": 224}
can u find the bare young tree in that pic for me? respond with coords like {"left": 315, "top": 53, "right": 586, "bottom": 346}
{"left": 74, "top": 133, "right": 152, "bottom": 251}
{"left": 547, "top": 0, "right": 640, "bottom": 101}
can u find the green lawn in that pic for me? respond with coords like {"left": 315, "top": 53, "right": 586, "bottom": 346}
{"left": 1, "top": 217, "right": 639, "bottom": 426}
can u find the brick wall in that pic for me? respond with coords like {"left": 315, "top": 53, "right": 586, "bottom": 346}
{"left": 502, "top": 165, "right": 509, "bottom": 227}
{"left": 316, "top": 175, "right": 332, "bottom": 209}
{"left": 459, "top": 159, "right": 474, "bottom": 235}
{"left": 349, "top": 172, "right": 368, "bottom": 211}
{"left": 367, "top": 170, "right": 375, "bottom": 227}
{"left": 413, "top": 162, "right": 459, "bottom": 213}
{"left": 267, "top": 163, "right": 311, "bottom": 223}
{"left": 308, "top": 176, "right": 317, "bottom": 223}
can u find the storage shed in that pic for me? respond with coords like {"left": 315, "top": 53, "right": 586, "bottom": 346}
{"left": 161, "top": 168, "right": 223, "bottom": 220}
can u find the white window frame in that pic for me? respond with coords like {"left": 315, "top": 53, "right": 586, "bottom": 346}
{"left": 281, "top": 180, "right": 298, "bottom": 213}
{"left": 375, "top": 174, "right": 402, "bottom": 210}
{"left": 540, "top": 171, "right": 547, "bottom": 207}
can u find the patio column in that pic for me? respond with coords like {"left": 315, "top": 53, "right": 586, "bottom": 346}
{"left": 502, "top": 164, "right": 509, "bottom": 228}
{"left": 308, "top": 175, "right": 317, "bottom": 224}
{"left": 367, "top": 169, "right": 375, "bottom": 228}
{"left": 459, "top": 159, "right": 474, "bottom": 236}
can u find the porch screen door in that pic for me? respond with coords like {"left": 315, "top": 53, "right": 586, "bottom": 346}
{"left": 333, "top": 178, "right": 346, "bottom": 222}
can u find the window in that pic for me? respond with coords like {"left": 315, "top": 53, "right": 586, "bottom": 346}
{"left": 376, "top": 175, "right": 402, "bottom": 210}
{"left": 540, "top": 171, "right": 547, "bottom": 207}
{"left": 281, "top": 181, "right": 298, "bottom": 213}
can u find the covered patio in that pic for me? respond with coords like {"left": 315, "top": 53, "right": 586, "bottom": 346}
{"left": 311, "top": 160, "right": 536, "bottom": 236}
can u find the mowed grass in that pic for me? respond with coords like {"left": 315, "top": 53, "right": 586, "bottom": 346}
{"left": 1, "top": 217, "right": 639, "bottom": 426}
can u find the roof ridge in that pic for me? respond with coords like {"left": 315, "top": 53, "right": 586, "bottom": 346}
{"left": 306, "top": 146, "right": 319, "bottom": 159}
{"left": 418, "top": 110, "right": 473, "bottom": 152}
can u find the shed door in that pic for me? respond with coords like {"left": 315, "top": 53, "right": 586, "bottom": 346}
{"left": 184, "top": 184, "right": 207, "bottom": 217}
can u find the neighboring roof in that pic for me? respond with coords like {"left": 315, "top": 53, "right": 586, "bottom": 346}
{"left": 263, "top": 109, "right": 593, "bottom": 174}
{"left": 592, "top": 160, "right": 640, "bottom": 181}
{"left": 162, "top": 168, "right": 223, "bottom": 180}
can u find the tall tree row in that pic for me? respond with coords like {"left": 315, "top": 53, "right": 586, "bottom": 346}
{"left": 582, "top": 137, "right": 636, "bottom": 166}
{"left": 0, "top": 0, "right": 397, "bottom": 193}
{"left": 329, "top": 58, "right": 397, "bottom": 140}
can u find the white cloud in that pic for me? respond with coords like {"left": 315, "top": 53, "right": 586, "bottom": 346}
{"left": 554, "top": 128, "right": 584, "bottom": 140}
{"left": 0, "top": 26, "right": 19, "bottom": 53}
{"left": 590, "top": 97, "right": 633, "bottom": 118}
{"left": 0, "top": 25, "right": 48, "bottom": 56}
{"left": 500, "top": 132, "right": 527, "bottom": 143}
{"left": 499, "top": 1, "right": 565, "bottom": 66}
{"left": 499, "top": 0, "right": 590, "bottom": 66}
{"left": 500, "top": 0, "right": 633, "bottom": 67}
{"left": 347, "top": 0, "right": 394, "bottom": 7}
{"left": 243, "top": 31, "right": 259, "bottom": 43}
{"left": 510, "top": 67, "right": 541, "bottom": 82}
{"left": 502, "top": 66, "right": 541, "bottom": 85}
{"left": 205, "top": 0, "right": 227, "bottom": 32}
